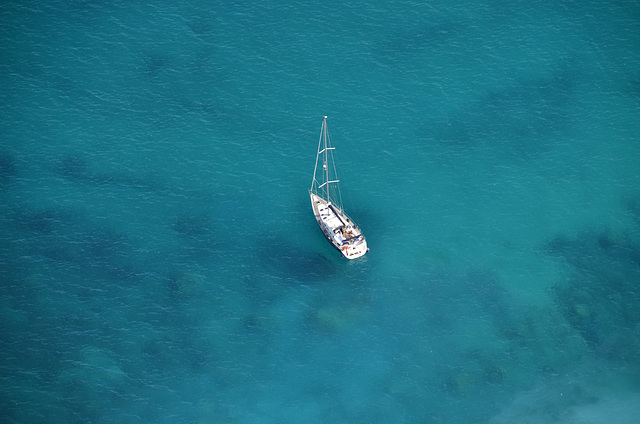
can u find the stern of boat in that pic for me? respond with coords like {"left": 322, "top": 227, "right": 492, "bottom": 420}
{"left": 341, "top": 239, "right": 368, "bottom": 259}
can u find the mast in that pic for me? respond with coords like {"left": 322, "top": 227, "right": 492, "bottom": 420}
{"left": 324, "top": 116, "right": 329, "bottom": 203}
{"left": 310, "top": 116, "right": 339, "bottom": 203}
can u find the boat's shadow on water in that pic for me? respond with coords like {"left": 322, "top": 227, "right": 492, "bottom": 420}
{"left": 257, "top": 235, "right": 338, "bottom": 284}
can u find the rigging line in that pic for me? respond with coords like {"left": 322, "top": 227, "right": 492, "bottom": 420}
{"left": 344, "top": 179, "right": 360, "bottom": 229}
{"left": 326, "top": 122, "right": 344, "bottom": 210}
{"left": 333, "top": 125, "right": 359, "bottom": 226}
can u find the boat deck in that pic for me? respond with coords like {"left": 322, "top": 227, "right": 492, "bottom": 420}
{"left": 316, "top": 201, "right": 344, "bottom": 232}
{"left": 310, "top": 192, "right": 367, "bottom": 258}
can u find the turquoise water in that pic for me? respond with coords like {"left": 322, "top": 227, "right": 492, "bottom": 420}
{"left": 2, "top": 0, "right": 640, "bottom": 422}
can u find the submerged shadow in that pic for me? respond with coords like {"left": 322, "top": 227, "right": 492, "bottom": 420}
{"left": 258, "top": 235, "right": 337, "bottom": 284}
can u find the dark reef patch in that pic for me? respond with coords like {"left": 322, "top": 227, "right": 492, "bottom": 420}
{"left": 172, "top": 213, "right": 213, "bottom": 237}
{"left": 420, "top": 61, "right": 577, "bottom": 156}
{"left": 547, "top": 229, "right": 640, "bottom": 365}
{"left": 142, "top": 53, "right": 171, "bottom": 79}
{"left": 374, "top": 20, "right": 460, "bottom": 61}
{"left": 188, "top": 16, "right": 215, "bottom": 38}
{"left": 57, "top": 154, "right": 90, "bottom": 181}
{"left": 0, "top": 151, "right": 18, "bottom": 186}
{"left": 170, "top": 212, "right": 220, "bottom": 258}
{"left": 629, "top": 75, "right": 640, "bottom": 99}
{"left": 15, "top": 208, "right": 73, "bottom": 235}
{"left": 624, "top": 193, "right": 640, "bottom": 226}
{"left": 9, "top": 206, "right": 139, "bottom": 283}
{"left": 54, "top": 153, "right": 166, "bottom": 192}
{"left": 418, "top": 267, "right": 514, "bottom": 332}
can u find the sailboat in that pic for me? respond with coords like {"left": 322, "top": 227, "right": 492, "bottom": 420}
{"left": 310, "top": 116, "right": 368, "bottom": 259}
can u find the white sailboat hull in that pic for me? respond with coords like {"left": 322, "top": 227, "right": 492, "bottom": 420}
{"left": 310, "top": 192, "right": 367, "bottom": 259}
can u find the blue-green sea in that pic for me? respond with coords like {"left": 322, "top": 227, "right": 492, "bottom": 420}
{"left": 2, "top": 1, "right": 640, "bottom": 422}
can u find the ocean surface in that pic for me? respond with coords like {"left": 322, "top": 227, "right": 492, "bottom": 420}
{"left": 1, "top": 1, "right": 640, "bottom": 422}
